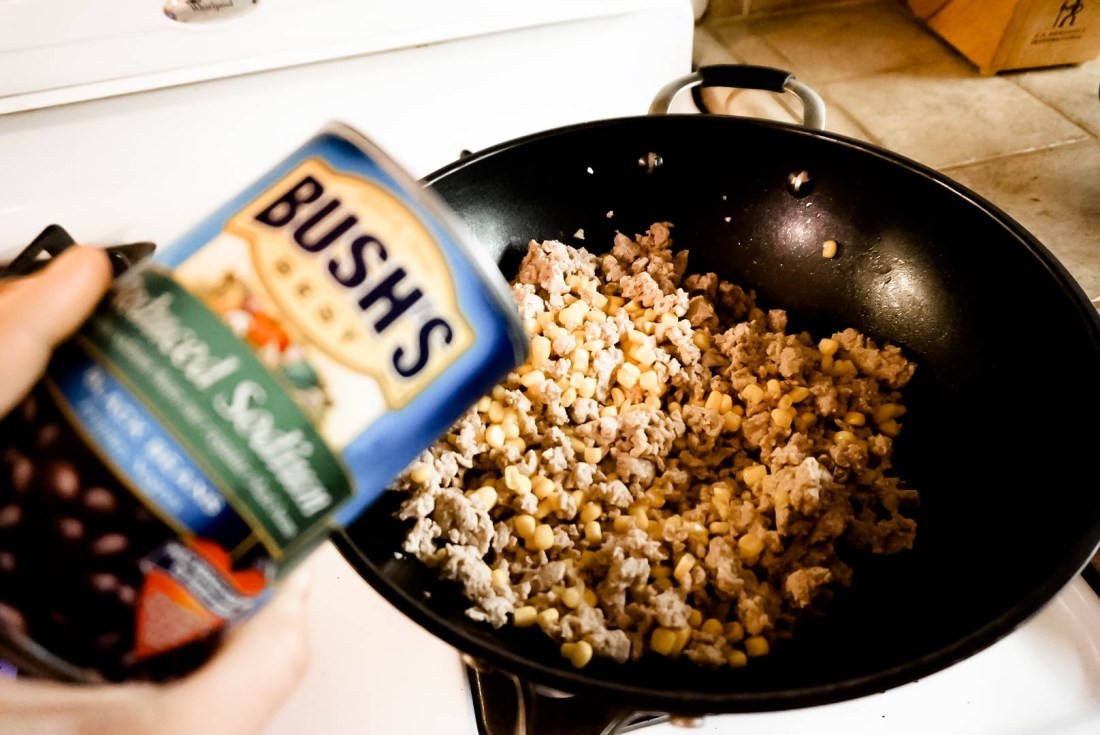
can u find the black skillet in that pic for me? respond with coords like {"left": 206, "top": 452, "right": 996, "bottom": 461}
{"left": 334, "top": 66, "right": 1100, "bottom": 730}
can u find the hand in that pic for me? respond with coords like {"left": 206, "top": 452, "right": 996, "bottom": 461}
{"left": 0, "top": 247, "right": 310, "bottom": 735}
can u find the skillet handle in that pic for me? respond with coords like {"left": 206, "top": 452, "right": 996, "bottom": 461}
{"left": 649, "top": 64, "right": 827, "bottom": 131}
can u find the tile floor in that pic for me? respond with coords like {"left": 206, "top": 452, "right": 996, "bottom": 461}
{"left": 697, "top": 0, "right": 1100, "bottom": 299}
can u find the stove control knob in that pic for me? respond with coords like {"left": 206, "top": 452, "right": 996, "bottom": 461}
{"left": 164, "top": 0, "right": 260, "bottom": 23}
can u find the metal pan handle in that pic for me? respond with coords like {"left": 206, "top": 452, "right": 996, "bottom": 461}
{"left": 649, "top": 64, "right": 827, "bottom": 131}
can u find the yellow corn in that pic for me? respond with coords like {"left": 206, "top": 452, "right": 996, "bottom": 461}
{"left": 571, "top": 347, "right": 590, "bottom": 374}
{"left": 613, "top": 515, "right": 634, "bottom": 532}
{"left": 741, "top": 383, "right": 764, "bottom": 404}
{"left": 585, "top": 520, "right": 602, "bottom": 542}
{"left": 471, "top": 485, "right": 498, "bottom": 510}
{"left": 725, "top": 621, "right": 745, "bottom": 642}
{"left": 879, "top": 419, "right": 901, "bottom": 438}
{"left": 583, "top": 589, "right": 598, "bottom": 607}
{"left": 844, "top": 411, "right": 866, "bottom": 426}
{"left": 538, "top": 608, "right": 559, "bottom": 628}
{"left": 638, "top": 370, "right": 660, "bottom": 394}
{"left": 701, "top": 618, "right": 724, "bottom": 637}
{"left": 771, "top": 407, "right": 795, "bottom": 429}
{"left": 650, "top": 627, "right": 678, "bottom": 656}
{"left": 738, "top": 533, "right": 765, "bottom": 560}
{"left": 789, "top": 386, "right": 811, "bottom": 403}
{"left": 708, "top": 521, "right": 730, "bottom": 535}
{"left": 485, "top": 425, "right": 506, "bottom": 449}
{"left": 532, "top": 476, "right": 555, "bottom": 499}
{"left": 504, "top": 466, "right": 532, "bottom": 495}
{"left": 561, "top": 640, "right": 593, "bottom": 668}
{"left": 704, "top": 391, "right": 724, "bottom": 412}
{"left": 514, "top": 514, "right": 536, "bottom": 539}
{"left": 723, "top": 412, "right": 743, "bottom": 432}
{"left": 745, "top": 636, "right": 770, "bottom": 657}
{"left": 491, "top": 567, "right": 509, "bottom": 589}
{"left": 583, "top": 447, "right": 603, "bottom": 464}
{"left": 562, "top": 586, "right": 583, "bottom": 609}
{"left": 521, "top": 370, "right": 546, "bottom": 389}
{"left": 727, "top": 649, "right": 748, "bottom": 668}
{"left": 673, "top": 553, "right": 696, "bottom": 581}
{"left": 632, "top": 508, "right": 649, "bottom": 531}
{"left": 513, "top": 606, "right": 537, "bottom": 628}
{"left": 822, "top": 239, "right": 838, "bottom": 259}
{"left": 558, "top": 300, "right": 589, "bottom": 329}
{"left": 408, "top": 464, "right": 432, "bottom": 485}
{"left": 528, "top": 523, "right": 554, "bottom": 551}
{"left": 742, "top": 465, "right": 768, "bottom": 490}
{"left": 616, "top": 362, "right": 641, "bottom": 389}
{"left": 818, "top": 338, "right": 839, "bottom": 356}
{"left": 530, "top": 335, "right": 552, "bottom": 367}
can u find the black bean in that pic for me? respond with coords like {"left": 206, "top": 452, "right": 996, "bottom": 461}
{"left": 35, "top": 423, "right": 60, "bottom": 450}
{"left": 0, "top": 601, "right": 27, "bottom": 635}
{"left": 88, "top": 573, "right": 119, "bottom": 593}
{"left": 42, "top": 460, "right": 81, "bottom": 501}
{"left": 56, "top": 517, "right": 85, "bottom": 541}
{"left": 0, "top": 505, "right": 20, "bottom": 528}
{"left": 116, "top": 585, "right": 137, "bottom": 607}
{"left": 20, "top": 395, "right": 37, "bottom": 424}
{"left": 0, "top": 551, "right": 15, "bottom": 574}
{"left": 6, "top": 452, "right": 33, "bottom": 495}
{"left": 90, "top": 533, "right": 129, "bottom": 556}
{"left": 82, "top": 487, "right": 118, "bottom": 513}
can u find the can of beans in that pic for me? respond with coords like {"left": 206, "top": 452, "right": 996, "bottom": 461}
{"left": 0, "top": 123, "right": 527, "bottom": 681}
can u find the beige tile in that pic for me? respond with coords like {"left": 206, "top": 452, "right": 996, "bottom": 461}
{"left": 746, "top": 0, "right": 855, "bottom": 14}
{"left": 822, "top": 62, "right": 1090, "bottom": 168}
{"left": 818, "top": 96, "right": 876, "bottom": 142}
{"left": 706, "top": 16, "right": 798, "bottom": 71}
{"left": 944, "top": 141, "right": 1100, "bottom": 298}
{"left": 1010, "top": 57, "right": 1100, "bottom": 138}
{"left": 706, "top": 0, "right": 750, "bottom": 18}
{"left": 747, "top": 1, "right": 955, "bottom": 84}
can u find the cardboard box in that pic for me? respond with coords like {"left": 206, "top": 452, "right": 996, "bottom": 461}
{"left": 908, "top": 0, "right": 1100, "bottom": 73}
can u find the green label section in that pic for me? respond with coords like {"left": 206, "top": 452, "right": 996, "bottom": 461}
{"left": 82, "top": 269, "right": 352, "bottom": 557}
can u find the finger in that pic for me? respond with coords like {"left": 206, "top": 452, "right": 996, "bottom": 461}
{"left": 0, "top": 246, "right": 112, "bottom": 416}
{"left": 158, "top": 568, "right": 312, "bottom": 735}
{"left": 0, "top": 679, "right": 158, "bottom": 734}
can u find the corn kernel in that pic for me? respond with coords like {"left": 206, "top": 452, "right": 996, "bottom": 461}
{"left": 583, "top": 447, "right": 603, "bottom": 464}
{"left": 645, "top": 488, "right": 667, "bottom": 508}
{"left": 683, "top": 608, "right": 702, "bottom": 628}
{"left": 671, "top": 627, "right": 692, "bottom": 656}
{"left": 471, "top": 485, "right": 498, "bottom": 510}
{"left": 879, "top": 419, "right": 901, "bottom": 438}
{"left": 561, "top": 640, "right": 593, "bottom": 668}
{"left": 727, "top": 649, "right": 748, "bottom": 668}
{"left": 514, "top": 514, "right": 537, "bottom": 539}
{"left": 821, "top": 354, "right": 835, "bottom": 372}
{"left": 485, "top": 425, "right": 506, "bottom": 448}
{"left": 530, "top": 335, "right": 552, "bottom": 367}
{"left": 668, "top": 401, "right": 682, "bottom": 415}
{"left": 799, "top": 411, "right": 817, "bottom": 427}
{"left": 844, "top": 411, "right": 866, "bottom": 426}
{"left": 558, "top": 300, "right": 589, "bottom": 329}
{"left": 613, "top": 515, "right": 634, "bottom": 532}
{"left": 521, "top": 370, "right": 546, "bottom": 389}
{"left": 742, "top": 465, "right": 768, "bottom": 490}
{"left": 874, "top": 403, "right": 906, "bottom": 424}
{"left": 632, "top": 508, "right": 649, "bottom": 531}
{"left": 834, "top": 430, "right": 857, "bottom": 445}
{"left": 529, "top": 523, "right": 554, "bottom": 551}
{"left": 741, "top": 383, "right": 764, "bottom": 404}
{"left": 476, "top": 395, "right": 492, "bottom": 412}
{"left": 778, "top": 394, "right": 793, "bottom": 410}
{"left": 659, "top": 312, "right": 678, "bottom": 325}
{"left": 789, "top": 386, "right": 811, "bottom": 403}
{"left": 632, "top": 343, "right": 657, "bottom": 367}
{"left": 583, "top": 589, "right": 598, "bottom": 607}
{"left": 704, "top": 390, "right": 724, "bottom": 412}
{"left": 738, "top": 533, "right": 765, "bottom": 560}
{"left": 582, "top": 339, "right": 605, "bottom": 352}
{"left": 719, "top": 393, "right": 734, "bottom": 415}
{"left": 408, "top": 464, "right": 432, "bottom": 485}
{"left": 580, "top": 502, "right": 602, "bottom": 523}
{"left": 577, "top": 376, "right": 597, "bottom": 399}
{"left": 692, "top": 330, "right": 712, "bottom": 350}
{"left": 822, "top": 239, "right": 838, "bottom": 259}
{"left": 638, "top": 370, "right": 660, "bottom": 394}
{"left": 529, "top": 476, "right": 553, "bottom": 499}
{"left": 562, "top": 586, "right": 583, "bottom": 608}
{"left": 535, "top": 498, "right": 554, "bottom": 520}
{"left": 585, "top": 519, "right": 602, "bottom": 542}
{"left": 599, "top": 405, "right": 618, "bottom": 418}
{"left": 745, "top": 636, "right": 770, "bottom": 657}
{"left": 673, "top": 553, "right": 696, "bottom": 581}
{"left": 610, "top": 387, "right": 627, "bottom": 408}
{"left": 571, "top": 348, "right": 590, "bottom": 374}
{"left": 538, "top": 608, "right": 559, "bottom": 628}
{"left": 654, "top": 577, "right": 673, "bottom": 592}
{"left": 616, "top": 362, "right": 641, "bottom": 389}
{"left": 725, "top": 621, "right": 745, "bottom": 642}
{"left": 513, "top": 606, "right": 537, "bottom": 628}
{"left": 771, "top": 407, "right": 796, "bottom": 429}
{"left": 503, "top": 421, "right": 521, "bottom": 439}
{"left": 489, "top": 400, "right": 507, "bottom": 423}
{"left": 818, "top": 337, "right": 839, "bottom": 356}
{"left": 708, "top": 521, "right": 730, "bottom": 535}
{"left": 650, "top": 627, "right": 677, "bottom": 656}
{"left": 491, "top": 567, "right": 509, "bottom": 589}
{"left": 504, "top": 466, "right": 531, "bottom": 495}
{"left": 766, "top": 379, "right": 782, "bottom": 399}
{"left": 723, "top": 412, "right": 742, "bottom": 432}
{"left": 701, "top": 618, "right": 724, "bottom": 637}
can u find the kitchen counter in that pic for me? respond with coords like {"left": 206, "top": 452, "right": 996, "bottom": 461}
{"left": 697, "top": 0, "right": 1100, "bottom": 300}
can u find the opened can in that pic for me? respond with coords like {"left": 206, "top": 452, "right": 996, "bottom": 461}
{"left": 0, "top": 124, "right": 527, "bottom": 681}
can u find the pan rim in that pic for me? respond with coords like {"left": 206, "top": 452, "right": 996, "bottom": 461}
{"left": 335, "top": 114, "right": 1100, "bottom": 713}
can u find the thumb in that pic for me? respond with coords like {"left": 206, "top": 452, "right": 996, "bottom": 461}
{"left": 0, "top": 246, "right": 112, "bottom": 415}
{"left": 158, "top": 568, "right": 312, "bottom": 735}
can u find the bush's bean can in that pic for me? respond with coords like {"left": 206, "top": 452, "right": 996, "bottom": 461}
{"left": 0, "top": 123, "right": 527, "bottom": 681}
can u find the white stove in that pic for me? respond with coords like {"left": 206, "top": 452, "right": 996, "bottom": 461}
{"left": 1, "top": 2, "right": 1098, "bottom": 733}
